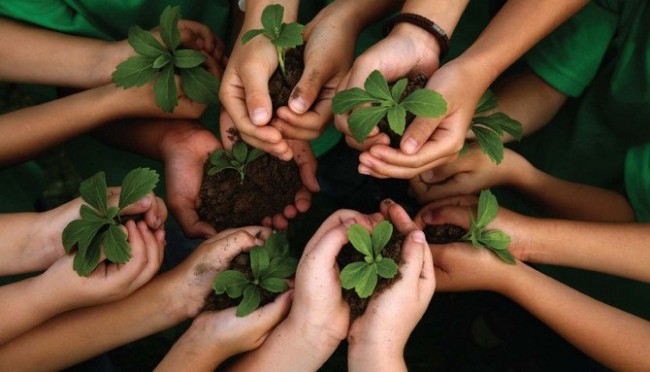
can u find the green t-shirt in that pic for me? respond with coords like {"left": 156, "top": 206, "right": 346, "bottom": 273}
{"left": 625, "top": 144, "right": 650, "bottom": 222}
{"left": 518, "top": 0, "right": 650, "bottom": 319}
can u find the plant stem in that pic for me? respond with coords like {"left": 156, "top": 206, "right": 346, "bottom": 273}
{"left": 277, "top": 46, "right": 288, "bottom": 80}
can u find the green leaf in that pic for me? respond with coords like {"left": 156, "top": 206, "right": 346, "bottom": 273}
{"left": 208, "top": 161, "right": 234, "bottom": 176}
{"left": 348, "top": 106, "right": 389, "bottom": 143}
{"left": 494, "top": 249, "right": 516, "bottom": 265}
{"left": 73, "top": 229, "right": 106, "bottom": 277}
{"left": 260, "top": 277, "right": 288, "bottom": 293}
{"left": 376, "top": 258, "right": 398, "bottom": 279}
{"left": 264, "top": 231, "right": 288, "bottom": 259}
{"left": 154, "top": 64, "right": 178, "bottom": 113}
{"left": 371, "top": 220, "right": 393, "bottom": 257}
{"left": 62, "top": 218, "right": 107, "bottom": 254}
{"left": 180, "top": 67, "right": 220, "bottom": 105}
{"left": 475, "top": 90, "right": 498, "bottom": 114}
{"left": 355, "top": 264, "right": 378, "bottom": 298}
{"left": 232, "top": 142, "right": 248, "bottom": 164}
{"left": 479, "top": 229, "right": 511, "bottom": 251}
{"left": 79, "top": 172, "right": 108, "bottom": 215}
{"left": 473, "top": 113, "right": 523, "bottom": 141}
{"left": 250, "top": 247, "right": 270, "bottom": 279}
{"left": 210, "top": 149, "right": 229, "bottom": 164}
{"left": 237, "top": 285, "right": 261, "bottom": 317}
{"left": 391, "top": 78, "right": 408, "bottom": 101}
{"left": 213, "top": 270, "right": 251, "bottom": 298}
{"left": 261, "top": 4, "right": 284, "bottom": 33}
{"left": 174, "top": 49, "right": 206, "bottom": 68}
{"left": 401, "top": 89, "right": 447, "bottom": 118}
{"left": 79, "top": 204, "right": 110, "bottom": 223}
{"left": 127, "top": 26, "right": 167, "bottom": 57}
{"left": 364, "top": 70, "right": 393, "bottom": 102}
{"left": 348, "top": 224, "right": 373, "bottom": 257}
{"left": 386, "top": 105, "right": 407, "bottom": 136}
{"left": 459, "top": 142, "right": 470, "bottom": 157}
{"left": 159, "top": 5, "right": 181, "bottom": 50}
{"left": 247, "top": 148, "right": 265, "bottom": 164}
{"left": 104, "top": 225, "right": 131, "bottom": 263}
{"left": 476, "top": 189, "right": 499, "bottom": 229}
{"left": 106, "top": 206, "right": 120, "bottom": 220}
{"left": 340, "top": 261, "right": 369, "bottom": 290}
{"left": 472, "top": 125, "right": 504, "bottom": 165}
{"left": 152, "top": 54, "right": 172, "bottom": 69}
{"left": 118, "top": 168, "right": 160, "bottom": 210}
{"left": 266, "top": 256, "right": 298, "bottom": 279}
{"left": 273, "top": 23, "right": 305, "bottom": 48}
{"left": 331, "top": 88, "right": 376, "bottom": 114}
{"left": 112, "top": 55, "right": 156, "bottom": 88}
{"left": 241, "top": 28, "right": 265, "bottom": 44}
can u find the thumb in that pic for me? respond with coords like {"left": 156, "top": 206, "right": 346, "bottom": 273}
{"left": 252, "top": 289, "right": 293, "bottom": 332}
{"left": 288, "top": 66, "right": 329, "bottom": 115}
{"left": 399, "top": 230, "right": 428, "bottom": 286}
{"left": 401, "top": 116, "right": 440, "bottom": 155}
{"left": 291, "top": 140, "right": 320, "bottom": 192}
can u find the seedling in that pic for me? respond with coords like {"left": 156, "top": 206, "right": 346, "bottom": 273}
{"left": 461, "top": 189, "right": 515, "bottom": 264}
{"left": 62, "top": 168, "right": 160, "bottom": 276}
{"left": 112, "top": 6, "right": 220, "bottom": 113}
{"left": 339, "top": 221, "right": 399, "bottom": 298}
{"left": 332, "top": 70, "right": 447, "bottom": 143}
{"left": 464, "top": 90, "right": 523, "bottom": 164}
{"left": 213, "top": 232, "right": 297, "bottom": 317}
{"left": 241, "top": 4, "right": 304, "bottom": 79}
{"left": 207, "top": 142, "right": 265, "bottom": 183}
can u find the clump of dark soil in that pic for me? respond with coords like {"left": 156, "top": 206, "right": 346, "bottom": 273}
{"left": 337, "top": 233, "right": 404, "bottom": 320}
{"left": 378, "top": 73, "right": 428, "bottom": 147}
{"left": 424, "top": 224, "right": 467, "bottom": 244}
{"left": 202, "top": 252, "right": 276, "bottom": 312}
{"left": 198, "top": 152, "right": 302, "bottom": 231}
{"left": 269, "top": 45, "right": 305, "bottom": 110}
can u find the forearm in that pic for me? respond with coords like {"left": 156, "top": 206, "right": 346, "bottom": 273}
{"left": 0, "top": 18, "right": 124, "bottom": 88}
{"left": 156, "top": 328, "right": 226, "bottom": 372}
{"left": 514, "top": 219, "right": 650, "bottom": 282}
{"left": 505, "top": 264, "right": 650, "bottom": 370}
{"left": 458, "top": 0, "right": 588, "bottom": 83}
{"left": 400, "top": 0, "right": 469, "bottom": 38}
{"left": 245, "top": 0, "right": 299, "bottom": 24}
{"left": 0, "top": 271, "right": 189, "bottom": 370}
{"left": 321, "top": 0, "right": 403, "bottom": 35}
{"left": 348, "top": 345, "right": 406, "bottom": 372}
{"left": 0, "top": 86, "right": 135, "bottom": 166}
{"left": 0, "top": 213, "right": 45, "bottom": 274}
{"left": 511, "top": 159, "right": 634, "bottom": 222}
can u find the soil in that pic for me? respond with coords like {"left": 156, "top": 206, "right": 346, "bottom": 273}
{"left": 202, "top": 252, "right": 277, "bottom": 312}
{"left": 198, "top": 46, "right": 306, "bottom": 231}
{"left": 337, "top": 233, "right": 404, "bottom": 320}
{"left": 378, "top": 73, "right": 429, "bottom": 147}
{"left": 424, "top": 224, "right": 468, "bottom": 244}
{"left": 198, "top": 149, "right": 302, "bottom": 231}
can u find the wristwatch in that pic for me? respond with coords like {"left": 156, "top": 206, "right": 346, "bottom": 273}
{"left": 238, "top": 0, "right": 246, "bottom": 12}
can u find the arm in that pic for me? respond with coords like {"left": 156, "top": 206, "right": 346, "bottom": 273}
{"left": 0, "top": 227, "right": 269, "bottom": 370}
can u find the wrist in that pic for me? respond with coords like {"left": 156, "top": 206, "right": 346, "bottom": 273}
{"left": 388, "top": 23, "right": 441, "bottom": 72}
{"left": 158, "top": 122, "right": 218, "bottom": 163}
{"left": 95, "top": 40, "right": 134, "bottom": 87}
{"left": 281, "top": 315, "right": 343, "bottom": 362}
{"left": 348, "top": 341, "right": 404, "bottom": 371}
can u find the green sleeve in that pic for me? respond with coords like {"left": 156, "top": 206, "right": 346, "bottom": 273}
{"left": 526, "top": 2, "right": 618, "bottom": 97}
{"left": 625, "top": 144, "right": 650, "bottom": 222}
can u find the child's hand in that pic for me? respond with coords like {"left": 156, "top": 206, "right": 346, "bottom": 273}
{"left": 41, "top": 220, "right": 165, "bottom": 310}
{"left": 414, "top": 195, "right": 532, "bottom": 262}
{"left": 409, "top": 145, "right": 532, "bottom": 203}
{"left": 347, "top": 230, "right": 435, "bottom": 372}
{"left": 156, "top": 291, "right": 292, "bottom": 371}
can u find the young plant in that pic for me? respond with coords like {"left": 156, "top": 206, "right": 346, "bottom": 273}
{"left": 112, "top": 6, "right": 220, "bottom": 113}
{"left": 339, "top": 221, "right": 399, "bottom": 298}
{"left": 213, "top": 231, "right": 297, "bottom": 317}
{"left": 332, "top": 70, "right": 447, "bottom": 143}
{"left": 461, "top": 189, "right": 515, "bottom": 264}
{"left": 241, "top": 4, "right": 304, "bottom": 79}
{"left": 465, "top": 90, "right": 523, "bottom": 164}
{"left": 62, "top": 168, "right": 160, "bottom": 276}
{"left": 207, "top": 142, "right": 265, "bottom": 183}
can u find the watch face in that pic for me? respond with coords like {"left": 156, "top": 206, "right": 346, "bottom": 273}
{"left": 238, "top": 0, "right": 246, "bottom": 12}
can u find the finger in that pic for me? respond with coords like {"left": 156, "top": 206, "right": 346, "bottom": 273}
{"left": 242, "top": 132, "right": 291, "bottom": 159}
{"left": 420, "top": 236, "right": 436, "bottom": 301}
{"left": 276, "top": 97, "right": 332, "bottom": 134}
{"left": 417, "top": 174, "right": 481, "bottom": 202}
{"left": 293, "top": 188, "right": 312, "bottom": 213}
{"left": 240, "top": 67, "right": 273, "bottom": 126}
{"left": 401, "top": 116, "right": 442, "bottom": 155}
{"left": 252, "top": 289, "right": 293, "bottom": 331}
{"left": 121, "top": 220, "right": 147, "bottom": 274}
{"left": 305, "top": 210, "right": 372, "bottom": 255}
{"left": 398, "top": 230, "right": 427, "bottom": 287}
{"left": 132, "top": 221, "right": 162, "bottom": 287}
{"left": 291, "top": 140, "right": 320, "bottom": 193}
{"left": 169, "top": 195, "right": 217, "bottom": 239}
{"left": 116, "top": 193, "right": 153, "bottom": 216}
{"left": 360, "top": 151, "right": 457, "bottom": 179}
{"left": 283, "top": 204, "right": 298, "bottom": 220}
{"left": 289, "top": 64, "right": 330, "bottom": 115}
{"left": 367, "top": 138, "right": 462, "bottom": 169}
{"left": 271, "top": 116, "right": 321, "bottom": 141}
{"left": 422, "top": 205, "right": 473, "bottom": 229}
{"left": 303, "top": 223, "right": 349, "bottom": 264}
{"left": 271, "top": 214, "right": 289, "bottom": 231}
{"left": 201, "top": 230, "right": 259, "bottom": 262}
{"left": 380, "top": 199, "right": 418, "bottom": 234}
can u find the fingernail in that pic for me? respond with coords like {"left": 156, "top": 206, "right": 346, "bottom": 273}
{"left": 382, "top": 198, "right": 395, "bottom": 207}
{"left": 155, "top": 217, "right": 162, "bottom": 229}
{"left": 420, "top": 170, "right": 436, "bottom": 183}
{"left": 412, "top": 230, "right": 426, "bottom": 243}
{"left": 343, "top": 218, "right": 355, "bottom": 227}
{"left": 359, "top": 165, "right": 370, "bottom": 175}
{"left": 289, "top": 97, "right": 308, "bottom": 114}
{"left": 402, "top": 137, "right": 419, "bottom": 155}
{"left": 252, "top": 108, "right": 268, "bottom": 125}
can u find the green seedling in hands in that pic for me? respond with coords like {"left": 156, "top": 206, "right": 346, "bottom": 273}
{"left": 241, "top": 4, "right": 304, "bottom": 79}
{"left": 213, "top": 232, "right": 298, "bottom": 317}
{"left": 207, "top": 142, "right": 265, "bottom": 183}
{"left": 112, "top": 6, "right": 220, "bottom": 113}
{"left": 62, "top": 168, "right": 160, "bottom": 277}
{"left": 340, "top": 221, "right": 399, "bottom": 298}
{"left": 332, "top": 70, "right": 447, "bottom": 144}
{"left": 461, "top": 189, "right": 516, "bottom": 264}
{"left": 463, "top": 90, "right": 523, "bottom": 164}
